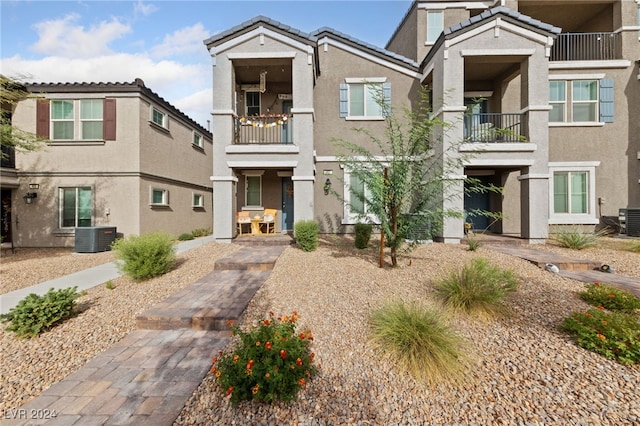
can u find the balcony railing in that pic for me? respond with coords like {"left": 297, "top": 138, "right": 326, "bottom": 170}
{"left": 234, "top": 114, "right": 293, "bottom": 144}
{"left": 463, "top": 113, "right": 525, "bottom": 143}
{"left": 551, "top": 32, "right": 621, "bottom": 61}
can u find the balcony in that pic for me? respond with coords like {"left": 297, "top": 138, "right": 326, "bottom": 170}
{"left": 550, "top": 32, "right": 621, "bottom": 61}
{"left": 463, "top": 113, "right": 526, "bottom": 143}
{"left": 234, "top": 114, "right": 293, "bottom": 145}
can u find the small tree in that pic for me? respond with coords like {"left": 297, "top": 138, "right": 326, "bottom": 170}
{"left": 0, "top": 76, "right": 44, "bottom": 161}
{"left": 335, "top": 86, "right": 500, "bottom": 267}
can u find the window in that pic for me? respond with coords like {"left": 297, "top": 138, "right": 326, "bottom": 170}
{"left": 80, "top": 99, "right": 103, "bottom": 139}
{"left": 246, "top": 176, "right": 261, "bottom": 207}
{"left": 548, "top": 78, "right": 613, "bottom": 124}
{"left": 150, "top": 188, "right": 169, "bottom": 206}
{"left": 426, "top": 10, "right": 444, "bottom": 44}
{"left": 151, "top": 107, "right": 168, "bottom": 129}
{"left": 339, "top": 80, "right": 391, "bottom": 119}
{"left": 51, "top": 100, "right": 74, "bottom": 140}
{"left": 59, "top": 187, "right": 92, "bottom": 228}
{"left": 192, "top": 132, "right": 203, "bottom": 148}
{"left": 192, "top": 193, "right": 204, "bottom": 208}
{"left": 342, "top": 169, "right": 379, "bottom": 224}
{"left": 245, "top": 91, "right": 260, "bottom": 116}
{"left": 549, "top": 162, "right": 599, "bottom": 224}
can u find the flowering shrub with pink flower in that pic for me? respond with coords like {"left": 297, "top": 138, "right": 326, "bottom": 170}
{"left": 211, "top": 311, "right": 317, "bottom": 404}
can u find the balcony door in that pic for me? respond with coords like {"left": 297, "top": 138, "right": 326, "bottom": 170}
{"left": 281, "top": 100, "right": 292, "bottom": 144}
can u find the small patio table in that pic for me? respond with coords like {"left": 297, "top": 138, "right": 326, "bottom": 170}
{"left": 251, "top": 216, "right": 263, "bottom": 235}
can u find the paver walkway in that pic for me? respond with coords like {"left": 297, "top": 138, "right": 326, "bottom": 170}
{"left": 4, "top": 240, "right": 290, "bottom": 426}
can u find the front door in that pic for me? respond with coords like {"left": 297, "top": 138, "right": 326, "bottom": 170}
{"left": 1, "top": 190, "right": 12, "bottom": 243}
{"left": 281, "top": 177, "right": 294, "bottom": 231}
{"left": 464, "top": 176, "right": 491, "bottom": 231}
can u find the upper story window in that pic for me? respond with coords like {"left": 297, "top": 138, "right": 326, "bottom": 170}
{"left": 339, "top": 79, "right": 391, "bottom": 120}
{"left": 245, "top": 91, "right": 261, "bottom": 116}
{"left": 549, "top": 78, "right": 614, "bottom": 124}
{"left": 50, "top": 99, "right": 103, "bottom": 140}
{"left": 193, "top": 132, "right": 203, "bottom": 148}
{"left": 426, "top": 10, "right": 444, "bottom": 44}
{"left": 151, "top": 107, "right": 168, "bottom": 129}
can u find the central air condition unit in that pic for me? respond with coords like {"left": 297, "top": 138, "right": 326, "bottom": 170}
{"left": 626, "top": 208, "right": 640, "bottom": 237}
{"left": 75, "top": 226, "right": 117, "bottom": 253}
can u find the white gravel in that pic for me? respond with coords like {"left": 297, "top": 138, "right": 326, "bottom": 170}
{"left": 1, "top": 236, "right": 639, "bottom": 425}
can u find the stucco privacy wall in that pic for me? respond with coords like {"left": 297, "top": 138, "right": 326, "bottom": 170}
{"left": 209, "top": 24, "right": 316, "bottom": 241}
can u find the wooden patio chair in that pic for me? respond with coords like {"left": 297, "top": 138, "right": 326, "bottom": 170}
{"left": 237, "top": 211, "right": 251, "bottom": 235}
{"left": 260, "top": 209, "right": 277, "bottom": 234}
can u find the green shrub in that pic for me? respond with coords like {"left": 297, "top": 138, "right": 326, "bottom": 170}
{"left": 561, "top": 308, "right": 640, "bottom": 365}
{"left": 466, "top": 234, "right": 481, "bottom": 251}
{"left": 294, "top": 220, "right": 319, "bottom": 252}
{"left": 354, "top": 223, "right": 373, "bottom": 249}
{"left": 213, "top": 312, "right": 317, "bottom": 404}
{"left": 368, "top": 300, "right": 469, "bottom": 383}
{"left": 105, "top": 280, "right": 115, "bottom": 290}
{"left": 0, "top": 287, "right": 80, "bottom": 338}
{"left": 434, "top": 258, "right": 518, "bottom": 320}
{"left": 580, "top": 282, "right": 640, "bottom": 313}
{"left": 191, "top": 227, "right": 212, "bottom": 238}
{"left": 177, "top": 232, "right": 195, "bottom": 241}
{"left": 553, "top": 227, "right": 603, "bottom": 250}
{"left": 111, "top": 232, "right": 176, "bottom": 281}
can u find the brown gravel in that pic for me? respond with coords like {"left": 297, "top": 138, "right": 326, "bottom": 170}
{"left": 1, "top": 236, "right": 639, "bottom": 425}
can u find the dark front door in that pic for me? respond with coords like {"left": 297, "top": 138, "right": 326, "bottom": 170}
{"left": 281, "top": 177, "right": 294, "bottom": 231}
{"left": 1, "top": 190, "right": 12, "bottom": 243}
{"left": 464, "top": 176, "right": 491, "bottom": 231}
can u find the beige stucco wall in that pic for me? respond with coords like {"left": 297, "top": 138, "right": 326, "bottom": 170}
{"left": 11, "top": 92, "right": 212, "bottom": 247}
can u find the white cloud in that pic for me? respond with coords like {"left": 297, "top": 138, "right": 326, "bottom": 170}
{"left": 173, "top": 88, "right": 213, "bottom": 130}
{"left": 150, "top": 23, "right": 210, "bottom": 59}
{"left": 133, "top": 1, "right": 158, "bottom": 18}
{"left": 31, "top": 13, "right": 130, "bottom": 58}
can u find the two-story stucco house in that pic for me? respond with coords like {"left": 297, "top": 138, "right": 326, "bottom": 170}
{"left": 205, "top": 0, "right": 639, "bottom": 243}
{"left": 6, "top": 78, "right": 213, "bottom": 247}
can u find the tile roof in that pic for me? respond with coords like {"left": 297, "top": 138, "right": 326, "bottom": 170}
{"left": 203, "top": 15, "right": 317, "bottom": 47}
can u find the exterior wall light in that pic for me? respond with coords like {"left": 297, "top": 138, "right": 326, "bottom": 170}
{"left": 23, "top": 192, "right": 38, "bottom": 204}
{"left": 323, "top": 178, "right": 332, "bottom": 195}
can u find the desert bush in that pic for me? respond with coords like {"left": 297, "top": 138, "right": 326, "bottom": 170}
{"left": 368, "top": 300, "right": 469, "bottom": 384}
{"left": 177, "top": 232, "right": 195, "bottom": 241}
{"left": 553, "top": 227, "right": 604, "bottom": 250}
{"left": 626, "top": 240, "right": 640, "bottom": 253}
{"left": 111, "top": 232, "right": 176, "bottom": 281}
{"left": 561, "top": 308, "right": 640, "bottom": 365}
{"left": 434, "top": 257, "right": 518, "bottom": 319}
{"left": 294, "top": 220, "right": 319, "bottom": 252}
{"left": 354, "top": 223, "right": 373, "bottom": 249}
{"left": 580, "top": 282, "right": 640, "bottom": 313}
{"left": 191, "top": 227, "right": 212, "bottom": 238}
{"left": 466, "top": 234, "right": 481, "bottom": 251}
{"left": 213, "top": 312, "right": 317, "bottom": 404}
{"left": 0, "top": 287, "right": 80, "bottom": 338}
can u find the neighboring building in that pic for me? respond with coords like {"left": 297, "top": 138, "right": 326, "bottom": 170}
{"left": 205, "top": 0, "right": 639, "bottom": 243}
{"left": 8, "top": 79, "right": 213, "bottom": 247}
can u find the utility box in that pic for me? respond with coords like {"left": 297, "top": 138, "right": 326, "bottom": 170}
{"left": 75, "top": 226, "right": 117, "bottom": 253}
{"left": 626, "top": 208, "right": 640, "bottom": 237}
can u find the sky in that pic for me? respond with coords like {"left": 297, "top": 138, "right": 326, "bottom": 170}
{"left": 1, "top": 0, "right": 413, "bottom": 127}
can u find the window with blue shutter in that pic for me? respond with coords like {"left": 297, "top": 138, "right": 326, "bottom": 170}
{"left": 599, "top": 79, "right": 614, "bottom": 123}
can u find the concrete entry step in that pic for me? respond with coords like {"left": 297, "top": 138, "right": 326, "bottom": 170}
{"left": 215, "top": 245, "right": 287, "bottom": 271}
{"left": 136, "top": 269, "right": 271, "bottom": 331}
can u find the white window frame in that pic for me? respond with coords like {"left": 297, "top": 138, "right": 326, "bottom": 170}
{"left": 548, "top": 75, "right": 604, "bottom": 126}
{"left": 50, "top": 99, "right": 104, "bottom": 141}
{"left": 150, "top": 106, "right": 169, "bottom": 129}
{"left": 192, "top": 131, "right": 203, "bottom": 148}
{"left": 80, "top": 99, "right": 104, "bottom": 140}
{"left": 192, "top": 193, "right": 204, "bottom": 208}
{"left": 344, "top": 77, "right": 386, "bottom": 121}
{"left": 243, "top": 170, "right": 264, "bottom": 208}
{"left": 150, "top": 187, "right": 170, "bottom": 206}
{"left": 341, "top": 167, "right": 380, "bottom": 225}
{"left": 548, "top": 81, "right": 566, "bottom": 123}
{"left": 58, "top": 186, "right": 93, "bottom": 229}
{"left": 548, "top": 162, "right": 600, "bottom": 225}
{"left": 426, "top": 10, "right": 444, "bottom": 44}
{"left": 244, "top": 90, "right": 261, "bottom": 116}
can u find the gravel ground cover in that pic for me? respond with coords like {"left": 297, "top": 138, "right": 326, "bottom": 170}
{"left": 1, "top": 236, "right": 639, "bottom": 425}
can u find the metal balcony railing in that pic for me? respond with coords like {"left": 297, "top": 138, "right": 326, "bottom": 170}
{"left": 463, "top": 113, "right": 525, "bottom": 143}
{"left": 234, "top": 114, "right": 293, "bottom": 144}
{"left": 551, "top": 32, "right": 621, "bottom": 61}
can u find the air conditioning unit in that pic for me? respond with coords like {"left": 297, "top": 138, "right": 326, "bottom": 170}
{"left": 75, "top": 226, "right": 117, "bottom": 253}
{"left": 626, "top": 208, "right": 640, "bottom": 237}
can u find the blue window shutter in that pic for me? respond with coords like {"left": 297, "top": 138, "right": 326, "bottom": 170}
{"left": 382, "top": 82, "right": 392, "bottom": 117}
{"left": 339, "top": 83, "right": 348, "bottom": 118}
{"left": 599, "top": 79, "right": 614, "bottom": 123}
